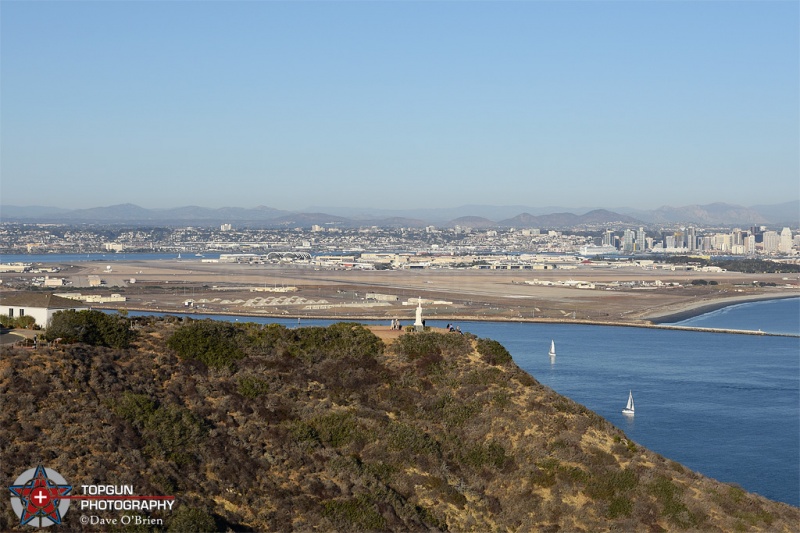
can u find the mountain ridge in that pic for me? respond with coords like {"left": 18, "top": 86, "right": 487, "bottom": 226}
{"left": 1, "top": 201, "right": 797, "bottom": 227}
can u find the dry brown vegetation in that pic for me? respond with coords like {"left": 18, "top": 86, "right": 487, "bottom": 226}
{"left": 1, "top": 316, "right": 798, "bottom": 532}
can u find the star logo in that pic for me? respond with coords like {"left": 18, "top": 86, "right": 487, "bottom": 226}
{"left": 9, "top": 466, "right": 72, "bottom": 528}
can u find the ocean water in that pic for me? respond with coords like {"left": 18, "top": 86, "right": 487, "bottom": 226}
{"left": 127, "top": 299, "right": 799, "bottom": 506}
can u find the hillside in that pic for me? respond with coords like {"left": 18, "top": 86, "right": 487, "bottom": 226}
{"left": 1, "top": 317, "right": 798, "bottom": 532}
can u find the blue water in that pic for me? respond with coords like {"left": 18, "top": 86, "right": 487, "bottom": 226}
{"left": 0, "top": 252, "right": 214, "bottom": 263}
{"left": 672, "top": 297, "right": 800, "bottom": 336}
{"left": 125, "top": 299, "right": 799, "bottom": 506}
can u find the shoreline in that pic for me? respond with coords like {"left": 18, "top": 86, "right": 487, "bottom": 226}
{"left": 100, "top": 293, "right": 800, "bottom": 338}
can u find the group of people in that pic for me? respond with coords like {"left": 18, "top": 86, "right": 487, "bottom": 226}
{"left": 390, "top": 320, "right": 462, "bottom": 333}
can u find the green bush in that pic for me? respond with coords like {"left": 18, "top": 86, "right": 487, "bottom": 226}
{"left": 587, "top": 468, "right": 638, "bottom": 501}
{"left": 607, "top": 496, "right": 633, "bottom": 518}
{"left": 291, "top": 322, "right": 384, "bottom": 361}
{"left": 391, "top": 331, "right": 472, "bottom": 361}
{"left": 237, "top": 375, "right": 269, "bottom": 398}
{"left": 323, "top": 495, "right": 386, "bottom": 531}
{"left": 167, "top": 507, "right": 217, "bottom": 532}
{"left": 45, "top": 309, "right": 134, "bottom": 348}
{"left": 0, "top": 314, "right": 36, "bottom": 329}
{"left": 144, "top": 405, "right": 207, "bottom": 464}
{"left": 242, "top": 323, "right": 291, "bottom": 356}
{"left": 312, "top": 411, "right": 364, "bottom": 448}
{"left": 476, "top": 338, "right": 513, "bottom": 365}
{"left": 648, "top": 474, "right": 700, "bottom": 527}
{"left": 112, "top": 392, "right": 206, "bottom": 465}
{"left": 112, "top": 392, "right": 157, "bottom": 428}
{"left": 462, "top": 440, "right": 508, "bottom": 469}
{"left": 387, "top": 422, "right": 441, "bottom": 457}
{"left": 166, "top": 320, "right": 245, "bottom": 369}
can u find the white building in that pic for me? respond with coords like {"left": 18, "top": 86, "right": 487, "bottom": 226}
{"left": 779, "top": 228, "right": 793, "bottom": 253}
{"left": 762, "top": 231, "right": 780, "bottom": 253}
{"left": 579, "top": 245, "right": 618, "bottom": 256}
{"left": 0, "top": 292, "right": 87, "bottom": 328}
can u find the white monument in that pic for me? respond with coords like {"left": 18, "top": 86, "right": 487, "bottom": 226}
{"left": 414, "top": 298, "right": 424, "bottom": 331}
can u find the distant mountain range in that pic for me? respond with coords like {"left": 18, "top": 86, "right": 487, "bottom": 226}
{"left": 0, "top": 201, "right": 797, "bottom": 228}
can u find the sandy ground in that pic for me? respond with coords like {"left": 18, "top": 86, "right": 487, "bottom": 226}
{"left": 16, "top": 259, "right": 795, "bottom": 327}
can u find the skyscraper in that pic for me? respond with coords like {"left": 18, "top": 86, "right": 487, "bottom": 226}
{"left": 779, "top": 228, "right": 793, "bottom": 253}
{"left": 637, "top": 227, "right": 646, "bottom": 251}
{"left": 623, "top": 229, "right": 636, "bottom": 253}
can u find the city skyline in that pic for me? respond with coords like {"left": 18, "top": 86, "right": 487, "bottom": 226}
{"left": 1, "top": 1, "right": 798, "bottom": 210}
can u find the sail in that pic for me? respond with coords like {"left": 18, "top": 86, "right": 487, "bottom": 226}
{"left": 623, "top": 390, "right": 635, "bottom": 415}
{"left": 548, "top": 340, "right": 556, "bottom": 356}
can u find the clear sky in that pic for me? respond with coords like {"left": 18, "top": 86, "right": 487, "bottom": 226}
{"left": 1, "top": 0, "right": 798, "bottom": 212}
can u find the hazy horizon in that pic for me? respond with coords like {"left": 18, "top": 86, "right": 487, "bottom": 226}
{"left": 3, "top": 198, "right": 798, "bottom": 211}
{"left": 2, "top": 2, "right": 798, "bottom": 210}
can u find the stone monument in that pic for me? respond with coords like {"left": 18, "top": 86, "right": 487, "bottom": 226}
{"left": 414, "top": 298, "right": 424, "bottom": 331}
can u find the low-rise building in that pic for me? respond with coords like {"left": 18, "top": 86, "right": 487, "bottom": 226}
{"left": 0, "top": 292, "right": 87, "bottom": 328}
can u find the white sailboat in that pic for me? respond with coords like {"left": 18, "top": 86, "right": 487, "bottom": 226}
{"left": 548, "top": 340, "right": 556, "bottom": 357}
{"left": 622, "top": 390, "right": 635, "bottom": 416}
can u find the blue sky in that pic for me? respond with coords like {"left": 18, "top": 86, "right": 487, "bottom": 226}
{"left": 1, "top": 1, "right": 798, "bottom": 211}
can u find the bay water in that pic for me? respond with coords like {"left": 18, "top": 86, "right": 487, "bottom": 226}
{"left": 130, "top": 298, "right": 798, "bottom": 506}
{"left": 0, "top": 252, "right": 210, "bottom": 263}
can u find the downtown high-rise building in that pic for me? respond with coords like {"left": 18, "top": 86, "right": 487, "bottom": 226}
{"left": 779, "top": 228, "right": 793, "bottom": 253}
{"left": 622, "top": 229, "right": 636, "bottom": 253}
{"left": 762, "top": 231, "right": 780, "bottom": 253}
{"left": 602, "top": 230, "right": 615, "bottom": 247}
{"left": 637, "top": 227, "right": 646, "bottom": 251}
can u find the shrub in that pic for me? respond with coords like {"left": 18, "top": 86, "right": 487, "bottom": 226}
{"left": 237, "top": 375, "right": 269, "bottom": 398}
{"left": 242, "top": 323, "right": 291, "bottom": 357}
{"left": 112, "top": 392, "right": 158, "bottom": 428}
{"left": 323, "top": 495, "right": 386, "bottom": 531}
{"left": 608, "top": 496, "right": 633, "bottom": 518}
{"left": 476, "top": 338, "right": 513, "bottom": 365}
{"left": 167, "top": 507, "right": 217, "bottom": 533}
{"left": 112, "top": 392, "right": 207, "bottom": 465}
{"left": 462, "top": 440, "right": 508, "bottom": 469}
{"left": 648, "top": 474, "right": 699, "bottom": 527}
{"left": 0, "top": 314, "right": 36, "bottom": 329}
{"left": 144, "top": 405, "right": 207, "bottom": 464}
{"left": 166, "top": 320, "right": 245, "bottom": 369}
{"left": 312, "top": 411, "right": 364, "bottom": 448}
{"left": 45, "top": 309, "right": 134, "bottom": 348}
{"left": 391, "top": 331, "right": 472, "bottom": 361}
{"left": 289, "top": 420, "right": 320, "bottom": 445}
{"left": 387, "top": 422, "right": 441, "bottom": 457}
{"left": 291, "top": 322, "right": 384, "bottom": 361}
{"left": 587, "top": 468, "right": 638, "bottom": 502}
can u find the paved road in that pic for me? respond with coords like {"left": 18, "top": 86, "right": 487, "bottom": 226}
{"left": 0, "top": 328, "right": 37, "bottom": 345}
